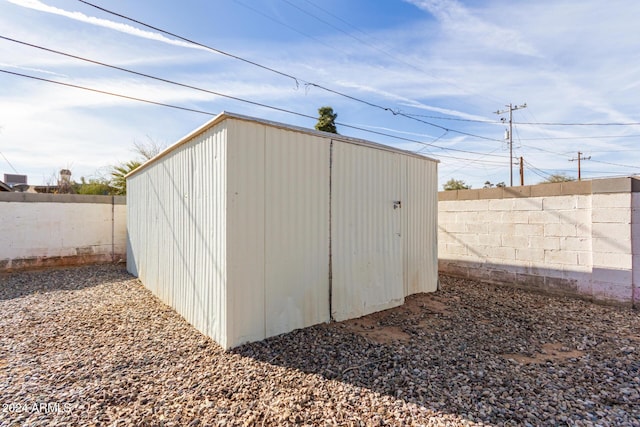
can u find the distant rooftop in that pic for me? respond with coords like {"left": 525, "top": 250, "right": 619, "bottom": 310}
{"left": 3, "top": 173, "right": 27, "bottom": 187}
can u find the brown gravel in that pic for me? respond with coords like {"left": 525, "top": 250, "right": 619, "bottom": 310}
{"left": 0, "top": 265, "right": 639, "bottom": 426}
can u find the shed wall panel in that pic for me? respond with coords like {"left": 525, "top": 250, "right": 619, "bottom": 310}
{"left": 225, "top": 120, "right": 266, "bottom": 347}
{"left": 127, "top": 124, "right": 228, "bottom": 346}
{"left": 264, "top": 127, "right": 330, "bottom": 337}
{"left": 403, "top": 156, "right": 439, "bottom": 295}
{"left": 331, "top": 142, "right": 404, "bottom": 321}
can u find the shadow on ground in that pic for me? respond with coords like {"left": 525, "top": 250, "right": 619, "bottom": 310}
{"left": 0, "top": 264, "right": 131, "bottom": 301}
{"left": 233, "top": 276, "right": 640, "bottom": 425}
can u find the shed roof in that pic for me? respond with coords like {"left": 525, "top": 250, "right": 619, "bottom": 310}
{"left": 127, "top": 112, "right": 439, "bottom": 179}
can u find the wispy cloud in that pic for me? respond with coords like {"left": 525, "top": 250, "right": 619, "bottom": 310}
{"left": 404, "top": 0, "right": 540, "bottom": 57}
{"left": 7, "top": 0, "right": 208, "bottom": 51}
{"left": 0, "top": 62, "right": 67, "bottom": 77}
{"left": 337, "top": 80, "right": 491, "bottom": 122}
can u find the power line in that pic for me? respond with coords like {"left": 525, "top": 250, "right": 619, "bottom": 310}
{"left": 0, "top": 151, "right": 19, "bottom": 173}
{"left": 280, "top": 0, "right": 430, "bottom": 74}
{"left": 289, "top": 0, "right": 507, "bottom": 106}
{"left": 443, "top": 147, "right": 507, "bottom": 175}
{"left": 517, "top": 144, "right": 573, "bottom": 157}
{"left": 0, "top": 67, "right": 507, "bottom": 161}
{"left": 0, "top": 35, "right": 305, "bottom": 116}
{"left": 301, "top": 0, "right": 378, "bottom": 39}
{"left": 517, "top": 134, "right": 640, "bottom": 140}
{"left": 75, "top": 0, "right": 503, "bottom": 142}
{"left": 415, "top": 130, "right": 448, "bottom": 155}
{"left": 583, "top": 149, "right": 640, "bottom": 153}
{"left": 76, "top": 0, "right": 300, "bottom": 84}
{"left": 279, "top": 0, "right": 374, "bottom": 49}
{"left": 0, "top": 69, "right": 220, "bottom": 116}
{"left": 232, "top": 0, "right": 352, "bottom": 57}
{"left": 516, "top": 121, "right": 640, "bottom": 126}
{"left": 589, "top": 158, "right": 640, "bottom": 169}
{"left": 1, "top": 35, "right": 510, "bottom": 159}
{"left": 402, "top": 113, "right": 500, "bottom": 124}
{"left": 523, "top": 159, "right": 554, "bottom": 180}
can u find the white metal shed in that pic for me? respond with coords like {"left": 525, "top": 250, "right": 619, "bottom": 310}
{"left": 127, "top": 112, "right": 438, "bottom": 349}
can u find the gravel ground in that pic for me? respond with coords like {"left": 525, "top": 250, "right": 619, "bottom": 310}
{"left": 1, "top": 265, "right": 639, "bottom": 426}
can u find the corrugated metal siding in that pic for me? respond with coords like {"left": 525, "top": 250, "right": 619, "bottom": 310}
{"left": 127, "top": 124, "right": 228, "bottom": 346}
{"left": 403, "top": 156, "right": 439, "bottom": 295}
{"left": 263, "top": 126, "right": 330, "bottom": 337}
{"left": 224, "top": 121, "right": 330, "bottom": 347}
{"left": 331, "top": 141, "right": 404, "bottom": 321}
{"left": 225, "top": 120, "right": 266, "bottom": 347}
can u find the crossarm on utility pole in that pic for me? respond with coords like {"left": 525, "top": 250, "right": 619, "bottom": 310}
{"left": 569, "top": 151, "right": 591, "bottom": 181}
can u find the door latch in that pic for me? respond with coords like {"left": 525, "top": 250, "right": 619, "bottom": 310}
{"left": 393, "top": 200, "right": 402, "bottom": 209}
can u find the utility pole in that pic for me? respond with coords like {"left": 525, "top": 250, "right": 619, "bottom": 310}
{"left": 569, "top": 151, "right": 591, "bottom": 181}
{"left": 519, "top": 157, "right": 524, "bottom": 186}
{"left": 494, "top": 103, "right": 527, "bottom": 186}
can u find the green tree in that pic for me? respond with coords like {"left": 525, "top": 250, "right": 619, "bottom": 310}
{"left": 75, "top": 176, "right": 114, "bottom": 195}
{"left": 315, "top": 106, "right": 338, "bottom": 134}
{"left": 483, "top": 181, "right": 506, "bottom": 188}
{"left": 111, "top": 160, "right": 142, "bottom": 195}
{"left": 109, "top": 138, "right": 167, "bottom": 195}
{"left": 443, "top": 178, "right": 471, "bottom": 191}
{"left": 541, "top": 173, "right": 575, "bottom": 183}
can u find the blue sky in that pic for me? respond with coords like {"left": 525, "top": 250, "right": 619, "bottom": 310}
{"left": 1, "top": 0, "right": 639, "bottom": 188}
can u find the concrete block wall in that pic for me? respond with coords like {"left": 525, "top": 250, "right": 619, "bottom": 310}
{"left": 0, "top": 193, "right": 126, "bottom": 271}
{"left": 439, "top": 177, "right": 639, "bottom": 306}
{"left": 633, "top": 192, "right": 640, "bottom": 306}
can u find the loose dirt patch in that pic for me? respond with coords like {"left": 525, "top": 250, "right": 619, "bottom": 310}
{"left": 502, "top": 343, "right": 584, "bottom": 364}
{"left": 342, "top": 321, "right": 411, "bottom": 344}
{"left": 337, "top": 294, "right": 455, "bottom": 344}
{"left": 408, "top": 293, "right": 458, "bottom": 316}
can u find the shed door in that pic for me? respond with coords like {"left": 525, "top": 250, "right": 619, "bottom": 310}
{"left": 331, "top": 141, "right": 404, "bottom": 321}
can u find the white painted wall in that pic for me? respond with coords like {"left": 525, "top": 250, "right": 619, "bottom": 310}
{"left": 0, "top": 193, "right": 126, "bottom": 270}
{"left": 438, "top": 178, "right": 638, "bottom": 306}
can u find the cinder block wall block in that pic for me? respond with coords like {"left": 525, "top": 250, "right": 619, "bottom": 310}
{"left": 593, "top": 193, "right": 632, "bottom": 209}
{"left": 591, "top": 224, "right": 632, "bottom": 253}
{"left": 542, "top": 197, "right": 578, "bottom": 210}
{"left": 592, "top": 208, "right": 631, "bottom": 224}
{"left": 502, "top": 235, "right": 529, "bottom": 248}
{"left": 544, "top": 223, "right": 577, "bottom": 237}
{"left": 592, "top": 252, "right": 632, "bottom": 270}
{"left": 516, "top": 247, "right": 545, "bottom": 262}
{"left": 478, "top": 233, "right": 501, "bottom": 246}
{"left": 513, "top": 224, "right": 544, "bottom": 236}
{"left": 528, "top": 210, "right": 560, "bottom": 224}
{"left": 560, "top": 237, "right": 590, "bottom": 252}
{"left": 512, "top": 198, "right": 543, "bottom": 211}
{"left": 484, "top": 246, "right": 516, "bottom": 260}
{"left": 488, "top": 199, "right": 512, "bottom": 211}
{"left": 544, "top": 249, "right": 579, "bottom": 265}
{"left": 576, "top": 195, "right": 591, "bottom": 209}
